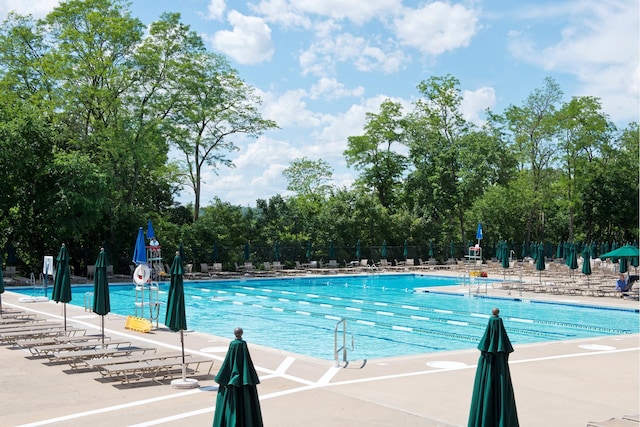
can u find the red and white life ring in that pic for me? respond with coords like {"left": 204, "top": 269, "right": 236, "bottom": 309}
{"left": 133, "top": 264, "right": 151, "bottom": 285}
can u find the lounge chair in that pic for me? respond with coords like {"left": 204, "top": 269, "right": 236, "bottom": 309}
{"left": 200, "top": 263, "right": 210, "bottom": 275}
{"left": 95, "top": 355, "right": 214, "bottom": 384}
{"left": 263, "top": 261, "right": 272, "bottom": 271}
{"left": 87, "top": 265, "right": 95, "bottom": 279}
{"left": 52, "top": 345, "right": 157, "bottom": 369}
{"left": 271, "top": 261, "right": 284, "bottom": 271}
{"left": 211, "top": 262, "right": 223, "bottom": 272}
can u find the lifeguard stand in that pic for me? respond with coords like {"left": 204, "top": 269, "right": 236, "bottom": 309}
{"left": 133, "top": 245, "right": 162, "bottom": 329}
{"left": 466, "top": 245, "right": 487, "bottom": 294}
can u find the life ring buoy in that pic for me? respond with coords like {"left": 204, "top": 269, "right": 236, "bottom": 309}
{"left": 133, "top": 264, "right": 151, "bottom": 285}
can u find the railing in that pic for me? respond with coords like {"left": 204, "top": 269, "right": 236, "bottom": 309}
{"left": 334, "top": 318, "right": 348, "bottom": 367}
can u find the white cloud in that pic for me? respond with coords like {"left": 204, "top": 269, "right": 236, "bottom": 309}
{"left": 250, "top": 0, "right": 312, "bottom": 29}
{"left": 0, "top": 0, "right": 58, "bottom": 19}
{"left": 205, "top": 0, "right": 226, "bottom": 21}
{"left": 309, "top": 77, "right": 365, "bottom": 100}
{"left": 258, "top": 88, "right": 330, "bottom": 128}
{"left": 394, "top": 2, "right": 479, "bottom": 55}
{"left": 209, "top": 10, "right": 274, "bottom": 64}
{"left": 288, "top": 0, "right": 402, "bottom": 24}
{"left": 300, "top": 32, "right": 407, "bottom": 76}
{"left": 461, "top": 87, "right": 496, "bottom": 126}
{"left": 507, "top": 0, "right": 639, "bottom": 123}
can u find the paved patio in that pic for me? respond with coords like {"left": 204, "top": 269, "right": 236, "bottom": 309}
{"left": 0, "top": 274, "right": 638, "bottom": 427}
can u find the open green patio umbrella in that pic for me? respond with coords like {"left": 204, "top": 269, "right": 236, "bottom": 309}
{"left": 468, "top": 308, "right": 519, "bottom": 427}
{"left": 92, "top": 248, "right": 111, "bottom": 346}
{"left": 165, "top": 251, "right": 197, "bottom": 388}
{"left": 581, "top": 247, "right": 592, "bottom": 285}
{"left": 599, "top": 244, "right": 639, "bottom": 260}
{"left": 52, "top": 243, "right": 72, "bottom": 331}
{"left": 213, "top": 327, "right": 263, "bottom": 427}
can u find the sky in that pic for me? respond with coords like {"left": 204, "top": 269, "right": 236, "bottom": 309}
{"left": 1, "top": 0, "right": 638, "bottom": 207}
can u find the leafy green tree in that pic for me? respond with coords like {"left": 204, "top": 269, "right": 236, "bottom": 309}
{"left": 283, "top": 157, "right": 334, "bottom": 198}
{"left": 494, "top": 77, "right": 563, "bottom": 242}
{"left": 344, "top": 99, "right": 408, "bottom": 212}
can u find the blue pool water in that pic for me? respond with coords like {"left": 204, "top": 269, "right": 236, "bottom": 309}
{"left": 16, "top": 275, "right": 640, "bottom": 360}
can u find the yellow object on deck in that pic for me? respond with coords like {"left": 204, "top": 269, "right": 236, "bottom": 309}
{"left": 125, "top": 315, "right": 152, "bottom": 333}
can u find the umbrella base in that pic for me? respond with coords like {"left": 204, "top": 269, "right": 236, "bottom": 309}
{"left": 171, "top": 378, "right": 199, "bottom": 389}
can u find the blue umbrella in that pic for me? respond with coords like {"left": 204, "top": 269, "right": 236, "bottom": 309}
{"left": 476, "top": 223, "right": 483, "bottom": 243}
{"left": 132, "top": 227, "right": 147, "bottom": 265}
{"left": 147, "top": 219, "right": 156, "bottom": 240}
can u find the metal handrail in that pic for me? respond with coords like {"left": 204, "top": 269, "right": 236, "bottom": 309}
{"left": 334, "top": 318, "right": 347, "bottom": 367}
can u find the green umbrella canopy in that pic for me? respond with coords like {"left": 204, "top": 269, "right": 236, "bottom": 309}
{"left": 581, "top": 247, "right": 592, "bottom": 276}
{"left": 403, "top": 239, "right": 409, "bottom": 258}
{"left": 535, "top": 244, "right": 546, "bottom": 272}
{"left": 501, "top": 243, "right": 510, "bottom": 269}
{"left": 52, "top": 244, "right": 72, "bottom": 304}
{"left": 556, "top": 242, "right": 562, "bottom": 259}
{"left": 92, "top": 249, "right": 111, "bottom": 316}
{"left": 619, "top": 258, "right": 628, "bottom": 274}
{"left": 306, "top": 240, "right": 312, "bottom": 260}
{"left": 356, "top": 240, "right": 361, "bottom": 259}
{"left": 381, "top": 240, "right": 387, "bottom": 258}
{"left": 243, "top": 242, "right": 250, "bottom": 261}
{"left": 328, "top": 241, "right": 335, "bottom": 260}
{"left": 468, "top": 309, "right": 519, "bottom": 427}
{"left": 428, "top": 241, "right": 434, "bottom": 258}
{"left": 599, "top": 244, "right": 639, "bottom": 260}
{"left": 213, "top": 328, "right": 263, "bottom": 427}
{"left": 165, "top": 253, "right": 187, "bottom": 332}
{"left": 450, "top": 241, "right": 455, "bottom": 259}
{"left": 0, "top": 254, "right": 4, "bottom": 312}
{"left": 273, "top": 240, "right": 280, "bottom": 261}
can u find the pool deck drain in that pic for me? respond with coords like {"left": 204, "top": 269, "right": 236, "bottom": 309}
{"left": 1, "top": 274, "right": 638, "bottom": 427}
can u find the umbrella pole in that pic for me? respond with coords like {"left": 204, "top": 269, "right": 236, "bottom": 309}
{"left": 63, "top": 303, "right": 67, "bottom": 331}
{"left": 101, "top": 316, "right": 105, "bottom": 347}
{"left": 180, "top": 329, "right": 186, "bottom": 381}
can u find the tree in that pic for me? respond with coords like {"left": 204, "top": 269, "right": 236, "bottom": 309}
{"left": 282, "top": 157, "right": 334, "bottom": 198}
{"left": 496, "top": 77, "right": 563, "bottom": 242}
{"left": 344, "top": 99, "right": 408, "bottom": 212}
{"left": 155, "top": 14, "right": 277, "bottom": 222}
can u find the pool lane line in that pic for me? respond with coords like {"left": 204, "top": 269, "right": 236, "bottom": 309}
{"left": 210, "top": 292, "right": 583, "bottom": 341}
{"left": 219, "top": 286, "right": 635, "bottom": 335}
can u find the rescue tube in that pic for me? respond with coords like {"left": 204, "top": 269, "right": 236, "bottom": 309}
{"left": 133, "top": 264, "right": 151, "bottom": 285}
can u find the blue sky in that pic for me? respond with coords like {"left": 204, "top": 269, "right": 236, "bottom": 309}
{"left": 1, "top": 0, "right": 638, "bottom": 207}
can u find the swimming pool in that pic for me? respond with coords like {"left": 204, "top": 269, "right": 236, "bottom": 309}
{"left": 15, "top": 274, "right": 640, "bottom": 360}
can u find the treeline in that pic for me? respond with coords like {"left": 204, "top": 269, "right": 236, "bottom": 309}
{"left": 0, "top": 0, "right": 637, "bottom": 276}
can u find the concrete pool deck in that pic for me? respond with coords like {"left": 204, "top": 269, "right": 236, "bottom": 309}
{"left": 1, "top": 274, "right": 639, "bottom": 427}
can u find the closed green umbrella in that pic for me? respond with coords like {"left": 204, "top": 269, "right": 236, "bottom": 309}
{"left": 521, "top": 241, "right": 528, "bottom": 259}
{"left": 501, "top": 242, "right": 510, "bottom": 269}
{"left": 428, "top": 241, "right": 434, "bottom": 259}
{"left": 92, "top": 248, "right": 110, "bottom": 346}
{"left": 52, "top": 244, "right": 72, "bottom": 331}
{"left": 556, "top": 241, "right": 562, "bottom": 259}
{"left": 356, "top": 240, "right": 361, "bottom": 260}
{"left": 165, "top": 252, "right": 196, "bottom": 388}
{"left": 450, "top": 241, "right": 456, "bottom": 259}
{"left": 273, "top": 240, "right": 280, "bottom": 261}
{"left": 213, "top": 327, "right": 263, "bottom": 426}
{"left": 381, "top": 240, "right": 387, "bottom": 259}
{"left": 328, "top": 241, "right": 335, "bottom": 260}
{"left": 468, "top": 308, "right": 519, "bottom": 427}
{"left": 306, "top": 240, "right": 312, "bottom": 261}
{"left": 403, "top": 239, "right": 409, "bottom": 259}
{"left": 535, "top": 243, "right": 546, "bottom": 283}
{"left": 619, "top": 258, "right": 628, "bottom": 274}
{"left": 581, "top": 247, "right": 592, "bottom": 285}
{"left": 568, "top": 244, "right": 579, "bottom": 277}
{"left": 212, "top": 242, "right": 219, "bottom": 263}
{"left": 0, "top": 254, "right": 4, "bottom": 315}
{"left": 243, "top": 241, "right": 250, "bottom": 261}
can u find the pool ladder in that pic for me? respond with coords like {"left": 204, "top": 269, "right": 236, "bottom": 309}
{"left": 334, "top": 318, "right": 354, "bottom": 367}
